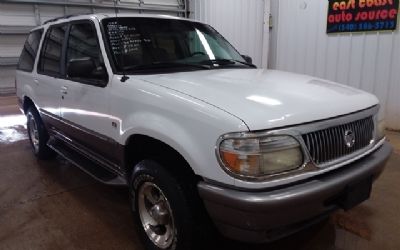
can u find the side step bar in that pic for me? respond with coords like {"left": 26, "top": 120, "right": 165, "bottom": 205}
{"left": 48, "top": 137, "right": 127, "bottom": 186}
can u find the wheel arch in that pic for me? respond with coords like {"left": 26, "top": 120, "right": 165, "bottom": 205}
{"left": 124, "top": 133, "right": 201, "bottom": 184}
{"left": 22, "top": 96, "right": 36, "bottom": 114}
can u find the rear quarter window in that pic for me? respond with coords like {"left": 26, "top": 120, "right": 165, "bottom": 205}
{"left": 17, "top": 29, "right": 43, "bottom": 72}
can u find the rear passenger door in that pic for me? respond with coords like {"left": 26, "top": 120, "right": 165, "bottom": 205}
{"left": 36, "top": 24, "right": 68, "bottom": 121}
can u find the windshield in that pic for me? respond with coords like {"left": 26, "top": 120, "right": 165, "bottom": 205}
{"left": 102, "top": 17, "right": 254, "bottom": 73}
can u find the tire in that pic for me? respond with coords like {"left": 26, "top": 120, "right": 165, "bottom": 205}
{"left": 26, "top": 107, "right": 56, "bottom": 160}
{"left": 130, "top": 160, "right": 211, "bottom": 250}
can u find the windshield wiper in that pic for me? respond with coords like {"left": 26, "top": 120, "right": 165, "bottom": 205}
{"left": 123, "top": 61, "right": 211, "bottom": 71}
{"left": 201, "top": 59, "right": 257, "bottom": 68}
{"left": 233, "top": 59, "right": 257, "bottom": 68}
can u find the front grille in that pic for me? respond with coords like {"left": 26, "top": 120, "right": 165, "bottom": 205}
{"left": 302, "top": 116, "right": 374, "bottom": 165}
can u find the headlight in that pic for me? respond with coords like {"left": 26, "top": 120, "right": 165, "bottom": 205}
{"left": 376, "top": 119, "right": 386, "bottom": 140}
{"left": 218, "top": 135, "right": 303, "bottom": 178}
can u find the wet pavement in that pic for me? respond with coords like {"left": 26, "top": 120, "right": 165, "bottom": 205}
{"left": 0, "top": 95, "right": 399, "bottom": 250}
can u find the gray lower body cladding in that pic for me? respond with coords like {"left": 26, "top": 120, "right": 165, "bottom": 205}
{"left": 198, "top": 142, "right": 392, "bottom": 243}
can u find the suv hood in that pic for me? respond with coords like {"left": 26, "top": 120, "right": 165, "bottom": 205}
{"left": 138, "top": 69, "right": 379, "bottom": 131}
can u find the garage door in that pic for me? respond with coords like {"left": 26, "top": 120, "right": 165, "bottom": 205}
{"left": 0, "top": 0, "right": 187, "bottom": 95}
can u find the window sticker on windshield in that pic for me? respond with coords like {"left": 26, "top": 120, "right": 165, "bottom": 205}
{"left": 107, "top": 21, "right": 151, "bottom": 55}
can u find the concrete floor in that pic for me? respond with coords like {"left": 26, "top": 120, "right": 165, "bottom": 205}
{"left": 0, "top": 95, "right": 399, "bottom": 250}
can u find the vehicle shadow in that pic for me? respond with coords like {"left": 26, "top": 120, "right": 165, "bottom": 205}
{"left": 211, "top": 219, "right": 338, "bottom": 250}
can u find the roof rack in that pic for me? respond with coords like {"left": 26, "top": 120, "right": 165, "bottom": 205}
{"left": 42, "top": 13, "right": 90, "bottom": 25}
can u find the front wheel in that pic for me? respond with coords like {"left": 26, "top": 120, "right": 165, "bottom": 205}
{"left": 130, "top": 160, "right": 206, "bottom": 250}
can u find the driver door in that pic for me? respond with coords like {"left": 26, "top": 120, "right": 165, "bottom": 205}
{"left": 59, "top": 20, "right": 119, "bottom": 166}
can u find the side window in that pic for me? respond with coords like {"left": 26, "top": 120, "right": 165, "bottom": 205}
{"left": 66, "top": 22, "right": 107, "bottom": 84}
{"left": 17, "top": 29, "right": 43, "bottom": 72}
{"left": 38, "top": 25, "right": 68, "bottom": 76}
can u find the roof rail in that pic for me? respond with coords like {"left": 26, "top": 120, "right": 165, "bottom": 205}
{"left": 42, "top": 13, "right": 90, "bottom": 25}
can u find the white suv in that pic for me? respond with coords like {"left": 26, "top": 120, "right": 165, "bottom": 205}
{"left": 16, "top": 14, "right": 391, "bottom": 250}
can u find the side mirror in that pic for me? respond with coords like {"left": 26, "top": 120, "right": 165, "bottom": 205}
{"left": 241, "top": 55, "right": 253, "bottom": 64}
{"left": 67, "top": 57, "right": 107, "bottom": 84}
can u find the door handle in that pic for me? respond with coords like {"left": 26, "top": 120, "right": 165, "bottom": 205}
{"left": 33, "top": 79, "right": 39, "bottom": 85}
{"left": 60, "top": 86, "right": 68, "bottom": 95}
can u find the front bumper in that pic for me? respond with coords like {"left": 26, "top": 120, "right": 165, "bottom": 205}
{"left": 198, "top": 142, "right": 392, "bottom": 243}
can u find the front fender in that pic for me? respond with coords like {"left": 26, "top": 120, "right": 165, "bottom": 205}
{"left": 110, "top": 77, "right": 248, "bottom": 186}
{"left": 119, "top": 111, "right": 238, "bottom": 186}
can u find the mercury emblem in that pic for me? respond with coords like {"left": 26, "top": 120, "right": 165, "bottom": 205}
{"left": 344, "top": 130, "right": 355, "bottom": 148}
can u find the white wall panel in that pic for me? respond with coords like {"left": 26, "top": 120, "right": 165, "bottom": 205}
{"left": 189, "top": 0, "right": 270, "bottom": 68}
{"left": 271, "top": 0, "right": 400, "bottom": 130}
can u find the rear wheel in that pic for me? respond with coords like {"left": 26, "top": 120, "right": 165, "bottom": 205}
{"left": 26, "top": 107, "right": 56, "bottom": 159}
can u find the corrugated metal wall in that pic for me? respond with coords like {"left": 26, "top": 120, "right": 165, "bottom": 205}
{"left": 270, "top": 0, "right": 400, "bottom": 130}
{"left": 0, "top": 0, "right": 186, "bottom": 95}
{"left": 189, "top": 0, "right": 270, "bottom": 68}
